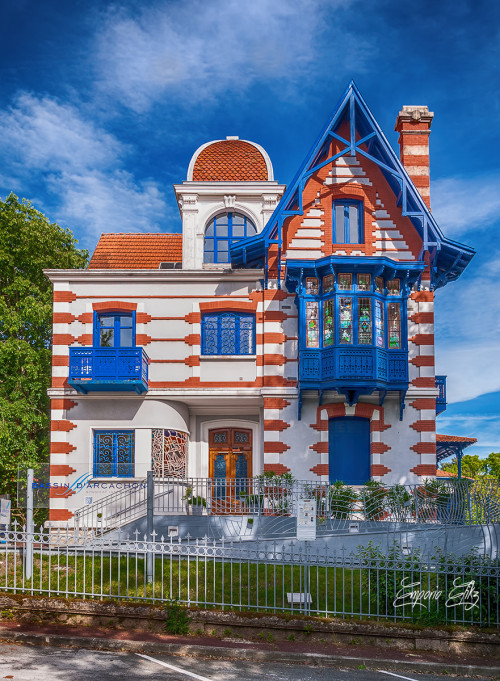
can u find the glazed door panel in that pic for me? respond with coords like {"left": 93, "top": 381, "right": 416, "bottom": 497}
{"left": 209, "top": 428, "right": 252, "bottom": 512}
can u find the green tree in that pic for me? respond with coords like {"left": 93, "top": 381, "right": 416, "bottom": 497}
{"left": 441, "top": 454, "right": 484, "bottom": 479}
{"left": 481, "top": 452, "right": 500, "bottom": 478}
{"left": 0, "top": 193, "right": 88, "bottom": 509}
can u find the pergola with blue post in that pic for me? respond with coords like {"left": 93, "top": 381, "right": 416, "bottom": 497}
{"left": 436, "top": 434, "right": 477, "bottom": 479}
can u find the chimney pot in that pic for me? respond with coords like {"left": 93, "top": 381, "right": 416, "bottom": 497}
{"left": 395, "top": 106, "right": 434, "bottom": 208}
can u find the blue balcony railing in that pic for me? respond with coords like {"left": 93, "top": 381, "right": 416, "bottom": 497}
{"left": 299, "top": 347, "right": 408, "bottom": 391}
{"left": 68, "top": 347, "right": 149, "bottom": 394}
{"left": 436, "top": 375, "right": 447, "bottom": 415}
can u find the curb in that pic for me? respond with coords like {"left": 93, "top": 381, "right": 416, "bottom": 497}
{"left": 0, "top": 629, "right": 499, "bottom": 677}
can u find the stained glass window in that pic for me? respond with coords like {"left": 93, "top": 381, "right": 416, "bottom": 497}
{"left": 234, "top": 431, "right": 249, "bottom": 443}
{"left": 338, "top": 273, "right": 352, "bottom": 291}
{"left": 387, "top": 279, "right": 400, "bottom": 296}
{"left": 357, "top": 273, "right": 371, "bottom": 291}
{"left": 323, "top": 299, "right": 335, "bottom": 346}
{"left": 339, "top": 298, "right": 353, "bottom": 344}
{"left": 306, "top": 301, "right": 319, "bottom": 347}
{"left": 151, "top": 429, "right": 187, "bottom": 478}
{"left": 202, "top": 313, "right": 255, "bottom": 355}
{"left": 94, "top": 431, "right": 134, "bottom": 478}
{"left": 204, "top": 212, "right": 257, "bottom": 264}
{"left": 322, "top": 275, "right": 334, "bottom": 293}
{"left": 375, "top": 300, "right": 385, "bottom": 348}
{"left": 375, "top": 277, "right": 384, "bottom": 293}
{"left": 213, "top": 431, "right": 227, "bottom": 443}
{"left": 358, "top": 298, "right": 372, "bottom": 344}
{"left": 306, "top": 277, "right": 319, "bottom": 294}
{"left": 388, "top": 302, "right": 401, "bottom": 348}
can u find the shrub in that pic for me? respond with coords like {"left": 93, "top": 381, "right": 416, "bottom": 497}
{"left": 328, "top": 481, "right": 358, "bottom": 519}
{"left": 164, "top": 601, "right": 192, "bottom": 635}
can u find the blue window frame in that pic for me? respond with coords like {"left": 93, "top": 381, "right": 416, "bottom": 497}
{"left": 333, "top": 200, "right": 363, "bottom": 244}
{"left": 94, "top": 312, "right": 135, "bottom": 348}
{"left": 93, "top": 430, "right": 135, "bottom": 478}
{"left": 201, "top": 312, "right": 256, "bottom": 355}
{"left": 204, "top": 212, "right": 257, "bottom": 264}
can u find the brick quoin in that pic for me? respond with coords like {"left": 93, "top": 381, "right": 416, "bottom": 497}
{"left": 263, "top": 463, "right": 291, "bottom": 474}
{"left": 411, "top": 442, "right": 436, "bottom": 455}
{"left": 249, "top": 289, "right": 288, "bottom": 302}
{"left": 371, "top": 464, "right": 391, "bottom": 476}
{"left": 355, "top": 403, "right": 391, "bottom": 431}
{"left": 263, "top": 441, "right": 290, "bottom": 453}
{"left": 310, "top": 420, "right": 328, "bottom": 432}
{"left": 410, "top": 291, "right": 434, "bottom": 302}
{"left": 264, "top": 420, "right": 290, "bottom": 432}
{"left": 49, "top": 509, "right": 74, "bottom": 521}
{"left": 263, "top": 398, "right": 290, "bottom": 409}
{"left": 50, "top": 465, "right": 76, "bottom": 476}
{"left": 410, "top": 334, "right": 434, "bottom": 346}
{"left": 52, "top": 334, "right": 76, "bottom": 346}
{"left": 52, "top": 356, "right": 69, "bottom": 366}
{"left": 310, "top": 464, "right": 329, "bottom": 476}
{"left": 50, "top": 420, "right": 76, "bottom": 432}
{"left": 135, "top": 334, "right": 152, "bottom": 345}
{"left": 52, "top": 312, "right": 76, "bottom": 324}
{"left": 51, "top": 377, "right": 69, "bottom": 388}
{"left": 92, "top": 301, "right": 137, "bottom": 312}
{"left": 256, "top": 355, "right": 287, "bottom": 366}
{"left": 77, "top": 312, "right": 93, "bottom": 323}
{"left": 411, "top": 355, "right": 435, "bottom": 367}
{"left": 411, "top": 420, "right": 436, "bottom": 432}
{"left": 136, "top": 312, "right": 152, "bottom": 323}
{"left": 410, "top": 464, "right": 437, "bottom": 476}
{"left": 371, "top": 442, "right": 391, "bottom": 454}
{"left": 50, "top": 442, "right": 76, "bottom": 454}
{"left": 76, "top": 334, "right": 93, "bottom": 346}
{"left": 49, "top": 487, "right": 76, "bottom": 498}
{"left": 257, "top": 311, "right": 288, "bottom": 323}
{"left": 185, "top": 312, "right": 201, "bottom": 324}
{"left": 256, "top": 333, "right": 286, "bottom": 344}
{"left": 50, "top": 399, "right": 77, "bottom": 411}
{"left": 184, "top": 355, "right": 200, "bottom": 366}
{"left": 184, "top": 334, "right": 201, "bottom": 346}
{"left": 410, "top": 312, "right": 434, "bottom": 324}
{"left": 53, "top": 291, "right": 76, "bottom": 303}
{"left": 412, "top": 377, "right": 435, "bottom": 388}
{"left": 410, "top": 398, "right": 436, "bottom": 410}
{"left": 310, "top": 442, "right": 328, "bottom": 453}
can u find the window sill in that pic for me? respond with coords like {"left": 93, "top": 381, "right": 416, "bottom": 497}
{"left": 200, "top": 355, "right": 256, "bottom": 361}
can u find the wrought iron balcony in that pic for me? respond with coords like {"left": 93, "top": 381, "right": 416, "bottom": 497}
{"left": 299, "top": 347, "right": 408, "bottom": 394}
{"left": 68, "top": 347, "right": 149, "bottom": 394}
{"left": 436, "top": 375, "right": 447, "bottom": 414}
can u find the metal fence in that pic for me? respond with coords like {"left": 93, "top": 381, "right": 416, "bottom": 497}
{"left": 74, "top": 477, "right": 500, "bottom": 532}
{"left": 2, "top": 523, "right": 499, "bottom": 627}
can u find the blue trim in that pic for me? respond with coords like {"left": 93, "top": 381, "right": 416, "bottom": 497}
{"left": 204, "top": 212, "right": 256, "bottom": 264}
{"left": 329, "top": 417, "right": 371, "bottom": 484}
{"left": 201, "top": 312, "right": 256, "bottom": 355}
{"left": 436, "top": 375, "right": 447, "bottom": 415}
{"left": 229, "top": 81, "right": 475, "bottom": 289}
{"left": 93, "top": 430, "right": 135, "bottom": 478}
{"left": 68, "top": 347, "right": 149, "bottom": 394}
{"left": 333, "top": 199, "right": 363, "bottom": 244}
{"left": 94, "top": 311, "right": 136, "bottom": 348}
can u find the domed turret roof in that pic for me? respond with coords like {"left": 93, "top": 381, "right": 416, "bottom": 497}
{"left": 187, "top": 137, "right": 273, "bottom": 182}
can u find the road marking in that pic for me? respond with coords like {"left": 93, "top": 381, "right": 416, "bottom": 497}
{"left": 136, "top": 653, "right": 213, "bottom": 680}
{"left": 378, "top": 671, "right": 419, "bottom": 681}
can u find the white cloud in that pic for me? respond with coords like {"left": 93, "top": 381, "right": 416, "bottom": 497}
{"left": 432, "top": 174, "right": 500, "bottom": 236}
{"left": 94, "top": 0, "right": 365, "bottom": 112}
{"left": 0, "top": 93, "right": 172, "bottom": 245}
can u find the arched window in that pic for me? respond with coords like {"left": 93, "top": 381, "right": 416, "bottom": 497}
{"left": 204, "top": 212, "right": 257, "bottom": 264}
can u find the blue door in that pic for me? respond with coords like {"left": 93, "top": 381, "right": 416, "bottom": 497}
{"left": 329, "top": 417, "right": 370, "bottom": 484}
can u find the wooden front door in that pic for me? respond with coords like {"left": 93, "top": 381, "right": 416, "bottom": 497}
{"left": 209, "top": 428, "right": 252, "bottom": 512}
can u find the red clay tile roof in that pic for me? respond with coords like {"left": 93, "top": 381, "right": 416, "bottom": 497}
{"left": 436, "top": 469, "right": 473, "bottom": 479}
{"left": 88, "top": 233, "right": 182, "bottom": 269}
{"left": 192, "top": 140, "right": 268, "bottom": 181}
{"left": 436, "top": 434, "right": 477, "bottom": 444}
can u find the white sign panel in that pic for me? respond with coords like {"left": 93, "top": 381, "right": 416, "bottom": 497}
{"left": 0, "top": 499, "right": 11, "bottom": 527}
{"left": 297, "top": 499, "right": 317, "bottom": 541}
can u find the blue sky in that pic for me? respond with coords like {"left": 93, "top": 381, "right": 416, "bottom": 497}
{"left": 1, "top": 0, "right": 499, "bottom": 460}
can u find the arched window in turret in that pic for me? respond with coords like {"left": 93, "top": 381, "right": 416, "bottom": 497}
{"left": 203, "top": 212, "right": 257, "bottom": 264}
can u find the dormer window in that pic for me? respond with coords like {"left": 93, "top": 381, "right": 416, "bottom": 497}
{"left": 333, "top": 200, "right": 363, "bottom": 244}
{"left": 204, "top": 212, "right": 257, "bottom": 264}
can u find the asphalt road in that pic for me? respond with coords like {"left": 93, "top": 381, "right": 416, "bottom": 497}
{"left": 0, "top": 642, "right": 484, "bottom": 681}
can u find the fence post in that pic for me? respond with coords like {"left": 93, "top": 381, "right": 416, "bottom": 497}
{"left": 147, "top": 470, "right": 154, "bottom": 583}
{"left": 25, "top": 468, "right": 34, "bottom": 581}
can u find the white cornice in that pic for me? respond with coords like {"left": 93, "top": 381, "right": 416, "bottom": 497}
{"left": 174, "top": 182, "right": 286, "bottom": 195}
{"left": 43, "top": 268, "right": 264, "bottom": 283}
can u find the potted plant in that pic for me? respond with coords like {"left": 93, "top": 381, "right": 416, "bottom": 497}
{"left": 186, "top": 495, "right": 206, "bottom": 516}
{"left": 244, "top": 494, "right": 264, "bottom": 514}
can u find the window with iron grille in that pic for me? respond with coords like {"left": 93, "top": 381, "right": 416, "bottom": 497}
{"left": 201, "top": 312, "right": 255, "bottom": 355}
{"left": 93, "top": 431, "right": 135, "bottom": 478}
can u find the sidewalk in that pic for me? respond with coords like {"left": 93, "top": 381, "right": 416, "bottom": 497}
{"left": 0, "top": 620, "right": 498, "bottom": 678}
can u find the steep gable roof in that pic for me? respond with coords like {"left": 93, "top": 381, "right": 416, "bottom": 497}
{"left": 88, "top": 233, "right": 182, "bottom": 269}
{"left": 230, "top": 82, "right": 474, "bottom": 289}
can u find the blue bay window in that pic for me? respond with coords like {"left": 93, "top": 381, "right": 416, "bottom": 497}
{"left": 286, "top": 256, "right": 425, "bottom": 409}
{"left": 204, "top": 212, "right": 257, "bottom": 264}
{"left": 93, "top": 430, "right": 135, "bottom": 478}
{"left": 333, "top": 200, "right": 363, "bottom": 244}
{"left": 202, "top": 312, "right": 256, "bottom": 355}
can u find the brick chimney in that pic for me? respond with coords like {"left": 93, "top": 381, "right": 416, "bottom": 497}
{"left": 395, "top": 106, "right": 434, "bottom": 208}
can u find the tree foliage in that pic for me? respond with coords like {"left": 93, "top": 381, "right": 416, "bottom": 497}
{"left": 0, "top": 193, "right": 88, "bottom": 504}
{"left": 441, "top": 452, "right": 500, "bottom": 480}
